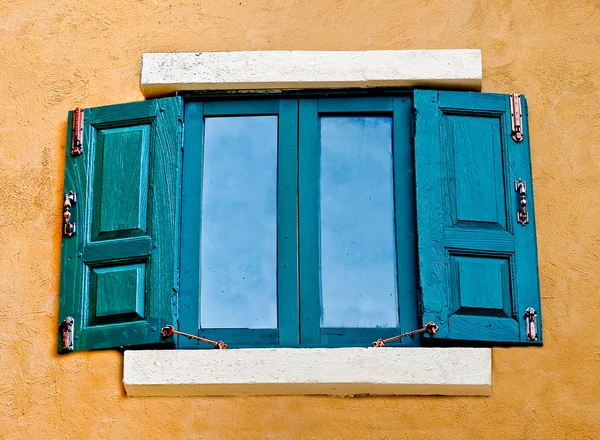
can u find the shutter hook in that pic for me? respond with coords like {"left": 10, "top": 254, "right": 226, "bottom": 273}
{"left": 63, "top": 191, "right": 77, "bottom": 236}
{"left": 59, "top": 316, "right": 74, "bottom": 351}
{"left": 514, "top": 179, "right": 529, "bottom": 226}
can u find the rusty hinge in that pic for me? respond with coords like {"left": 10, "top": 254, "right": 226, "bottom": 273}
{"left": 372, "top": 322, "right": 438, "bottom": 347}
{"left": 71, "top": 108, "right": 84, "bottom": 156}
{"left": 161, "top": 325, "right": 227, "bottom": 349}
{"left": 524, "top": 307, "right": 538, "bottom": 341}
{"left": 509, "top": 93, "right": 524, "bottom": 143}
{"left": 63, "top": 190, "right": 77, "bottom": 237}
{"left": 59, "top": 316, "right": 74, "bottom": 351}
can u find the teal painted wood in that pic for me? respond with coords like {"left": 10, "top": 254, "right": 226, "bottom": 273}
{"left": 277, "top": 99, "right": 300, "bottom": 346}
{"left": 59, "top": 109, "right": 82, "bottom": 352}
{"left": 317, "top": 97, "right": 394, "bottom": 113}
{"left": 188, "top": 329, "right": 279, "bottom": 349}
{"left": 442, "top": 229, "right": 515, "bottom": 254}
{"left": 82, "top": 236, "right": 152, "bottom": 264}
{"left": 392, "top": 97, "right": 420, "bottom": 347}
{"left": 90, "top": 101, "right": 159, "bottom": 126}
{"left": 58, "top": 97, "right": 183, "bottom": 352}
{"left": 298, "top": 99, "right": 322, "bottom": 345}
{"left": 321, "top": 328, "right": 413, "bottom": 347}
{"left": 92, "top": 263, "right": 146, "bottom": 322}
{"left": 447, "top": 115, "right": 506, "bottom": 227}
{"left": 203, "top": 99, "right": 280, "bottom": 116}
{"left": 91, "top": 125, "right": 151, "bottom": 240}
{"left": 179, "top": 101, "right": 203, "bottom": 347}
{"left": 298, "top": 97, "right": 418, "bottom": 346}
{"left": 413, "top": 90, "right": 542, "bottom": 344}
{"left": 505, "top": 95, "right": 543, "bottom": 344}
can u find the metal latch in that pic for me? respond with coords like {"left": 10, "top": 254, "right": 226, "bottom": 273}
{"left": 524, "top": 307, "right": 538, "bottom": 341}
{"left": 514, "top": 179, "right": 529, "bottom": 226}
{"left": 71, "top": 108, "right": 84, "bottom": 156}
{"left": 63, "top": 191, "right": 77, "bottom": 237}
{"left": 161, "top": 325, "right": 227, "bottom": 349}
{"left": 372, "top": 322, "right": 438, "bottom": 347}
{"left": 59, "top": 316, "right": 74, "bottom": 351}
{"left": 510, "top": 93, "right": 524, "bottom": 143}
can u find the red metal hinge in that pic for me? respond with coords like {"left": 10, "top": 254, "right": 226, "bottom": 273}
{"left": 71, "top": 108, "right": 84, "bottom": 156}
{"left": 509, "top": 93, "right": 524, "bottom": 143}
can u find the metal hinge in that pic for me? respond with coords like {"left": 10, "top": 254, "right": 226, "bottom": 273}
{"left": 63, "top": 191, "right": 77, "bottom": 237}
{"left": 509, "top": 93, "right": 524, "bottom": 143}
{"left": 59, "top": 316, "right": 74, "bottom": 351}
{"left": 514, "top": 178, "right": 529, "bottom": 226}
{"left": 524, "top": 307, "right": 538, "bottom": 341}
{"left": 71, "top": 108, "right": 84, "bottom": 156}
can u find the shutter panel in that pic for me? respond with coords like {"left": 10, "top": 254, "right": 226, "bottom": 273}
{"left": 58, "top": 98, "right": 182, "bottom": 352}
{"left": 414, "top": 90, "right": 542, "bottom": 344}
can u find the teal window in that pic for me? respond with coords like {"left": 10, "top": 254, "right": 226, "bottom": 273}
{"left": 58, "top": 91, "right": 542, "bottom": 352}
{"left": 179, "top": 96, "right": 419, "bottom": 348}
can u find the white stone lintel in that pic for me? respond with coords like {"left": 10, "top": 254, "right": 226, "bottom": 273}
{"left": 124, "top": 347, "right": 491, "bottom": 397}
{"left": 141, "top": 50, "right": 482, "bottom": 97}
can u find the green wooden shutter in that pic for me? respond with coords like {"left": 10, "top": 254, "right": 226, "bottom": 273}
{"left": 414, "top": 90, "right": 542, "bottom": 344}
{"left": 58, "top": 98, "right": 182, "bottom": 352}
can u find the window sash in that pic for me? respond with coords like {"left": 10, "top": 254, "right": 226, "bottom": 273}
{"left": 298, "top": 96, "right": 419, "bottom": 347}
{"left": 180, "top": 99, "right": 299, "bottom": 348}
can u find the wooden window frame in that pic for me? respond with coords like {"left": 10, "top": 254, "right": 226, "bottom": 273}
{"left": 178, "top": 91, "right": 421, "bottom": 349}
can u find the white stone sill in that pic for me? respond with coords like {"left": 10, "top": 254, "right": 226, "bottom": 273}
{"left": 123, "top": 347, "right": 491, "bottom": 397}
{"left": 140, "top": 50, "right": 482, "bottom": 97}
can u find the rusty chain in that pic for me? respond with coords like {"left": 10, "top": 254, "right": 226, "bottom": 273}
{"left": 161, "top": 325, "right": 227, "bottom": 349}
{"left": 162, "top": 322, "right": 439, "bottom": 349}
{"left": 372, "top": 322, "right": 438, "bottom": 347}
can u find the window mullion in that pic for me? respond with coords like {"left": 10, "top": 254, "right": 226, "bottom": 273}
{"left": 298, "top": 99, "right": 322, "bottom": 345}
{"left": 277, "top": 99, "right": 300, "bottom": 346}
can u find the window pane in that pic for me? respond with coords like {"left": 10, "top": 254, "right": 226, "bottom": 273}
{"left": 200, "top": 116, "right": 278, "bottom": 329}
{"left": 320, "top": 116, "right": 398, "bottom": 328}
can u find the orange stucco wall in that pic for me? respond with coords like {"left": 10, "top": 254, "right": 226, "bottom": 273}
{"left": 1, "top": 1, "right": 600, "bottom": 438}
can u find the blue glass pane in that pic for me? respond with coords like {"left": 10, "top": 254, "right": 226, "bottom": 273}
{"left": 200, "top": 116, "right": 278, "bottom": 329}
{"left": 320, "top": 116, "right": 398, "bottom": 328}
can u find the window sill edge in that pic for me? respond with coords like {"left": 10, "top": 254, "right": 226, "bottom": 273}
{"left": 123, "top": 347, "right": 491, "bottom": 397}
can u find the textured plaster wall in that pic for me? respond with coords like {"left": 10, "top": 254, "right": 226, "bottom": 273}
{"left": 0, "top": 0, "right": 599, "bottom": 438}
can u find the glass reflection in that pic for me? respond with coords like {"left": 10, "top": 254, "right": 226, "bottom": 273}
{"left": 200, "top": 116, "right": 278, "bottom": 329}
{"left": 320, "top": 116, "right": 398, "bottom": 328}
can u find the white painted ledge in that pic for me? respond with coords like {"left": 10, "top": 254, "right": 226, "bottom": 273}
{"left": 141, "top": 50, "right": 482, "bottom": 97}
{"left": 124, "top": 348, "right": 491, "bottom": 397}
